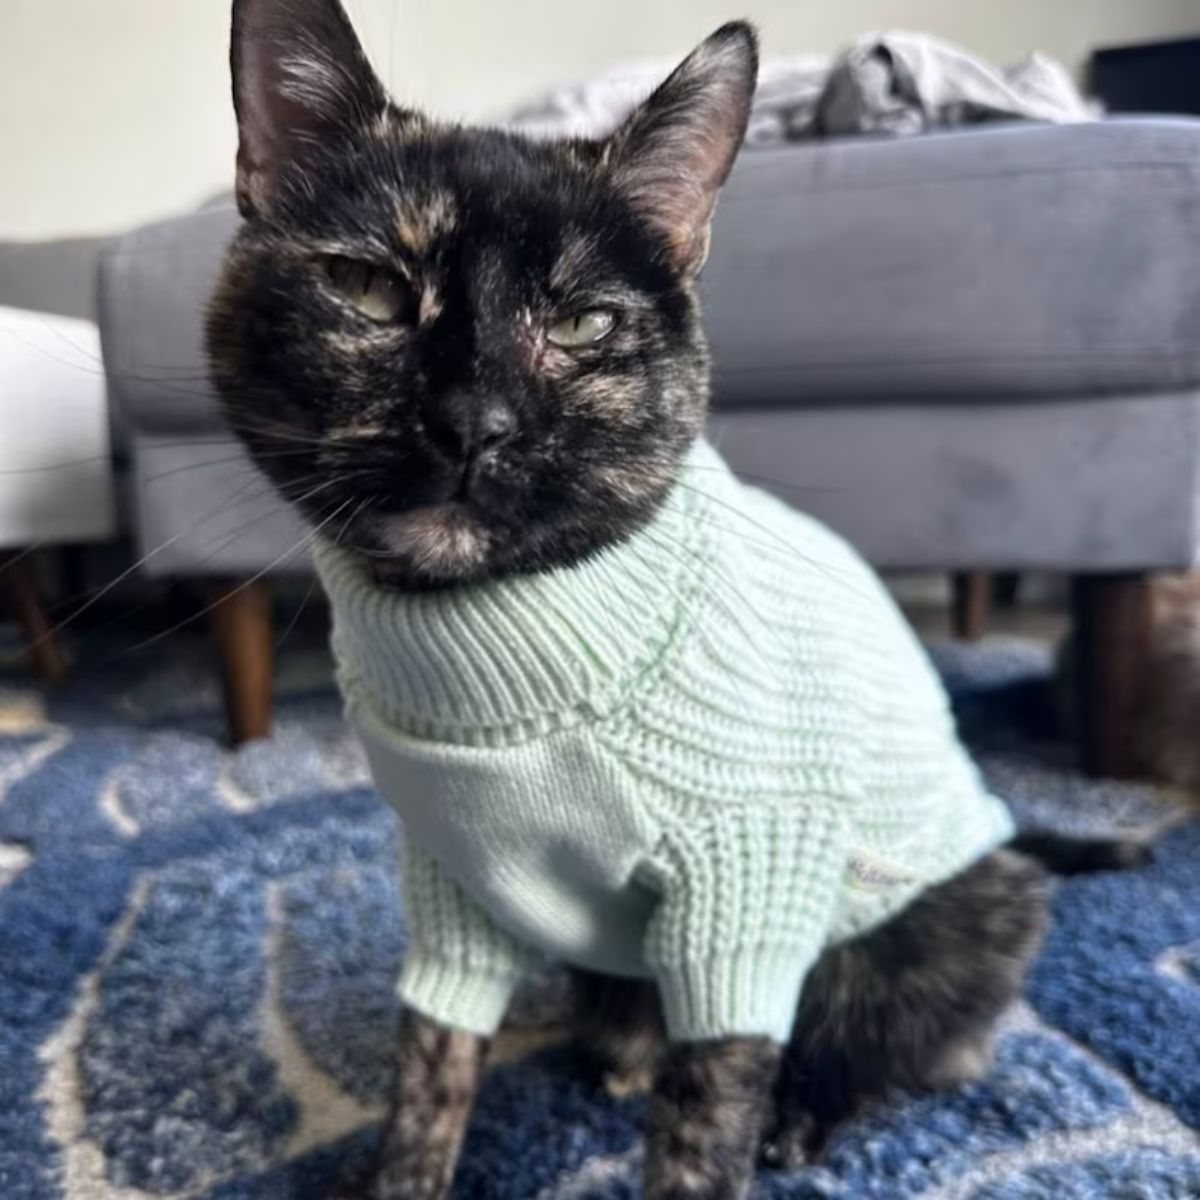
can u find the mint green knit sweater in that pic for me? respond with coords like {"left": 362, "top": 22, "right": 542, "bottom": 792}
{"left": 313, "top": 441, "right": 1013, "bottom": 1043}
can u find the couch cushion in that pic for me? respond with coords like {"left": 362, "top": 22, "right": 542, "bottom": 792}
{"left": 703, "top": 118, "right": 1200, "bottom": 407}
{"left": 129, "top": 393, "right": 1200, "bottom": 575}
{"left": 709, "top": 391, "right": 1200, "bottom": 570}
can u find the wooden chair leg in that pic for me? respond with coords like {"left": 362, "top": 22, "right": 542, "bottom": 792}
{"left": 1069, "top": 573, "right": 1152, "bottom": 780}
{"left": 208, "top": 580, "right": 273, "bottom": 745}
{"left": 1, "top": 552, "right": 67, "bottom": 685}
{"left": 952, "top": 570, "right": 993, "bottom": 641}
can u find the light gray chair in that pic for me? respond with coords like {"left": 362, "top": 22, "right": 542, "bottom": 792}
{"left": 99, "top": 118, "right": 1200, "bottom": 774}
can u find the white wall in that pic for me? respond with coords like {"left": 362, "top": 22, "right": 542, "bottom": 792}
{"left": 2, "top": 0, "right": 1197, "bottom": 239}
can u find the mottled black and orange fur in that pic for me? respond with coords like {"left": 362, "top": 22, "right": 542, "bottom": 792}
{"left": 207, "top": 3, "right": 1150, "bottom": 1197}
{"left": 208, "top": 0, "right": 720, "bottom": 590}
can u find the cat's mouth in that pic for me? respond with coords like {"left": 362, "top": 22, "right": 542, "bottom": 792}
{"left": 372, "top": 504, "right": 492, "bottom": 581}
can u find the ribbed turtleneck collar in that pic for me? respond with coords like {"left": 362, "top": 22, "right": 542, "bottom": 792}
{"left": 313, "top": 441, "right": 727, "bottom": 744}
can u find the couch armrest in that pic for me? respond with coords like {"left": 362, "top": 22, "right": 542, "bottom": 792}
{"left": 98, "top": 200, "right": 241, "bottom": 442}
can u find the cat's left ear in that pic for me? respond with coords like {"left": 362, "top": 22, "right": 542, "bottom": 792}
{"left": 606, "top": 22, "right": 758, "bottom": 275}
{"left": 230, "top": 0, "right": 389, "bottom": 217}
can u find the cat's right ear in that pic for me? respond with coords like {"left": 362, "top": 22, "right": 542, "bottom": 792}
{"left": 230, "top": 0, "right": 388, "bottom": 217}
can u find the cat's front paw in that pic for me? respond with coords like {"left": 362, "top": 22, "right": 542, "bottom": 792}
{"left": 759, "top": 1111, "right": 829, "bottom": 1171}
{"left": 367, "top": 1169, "right": 450, "bottom": 1200}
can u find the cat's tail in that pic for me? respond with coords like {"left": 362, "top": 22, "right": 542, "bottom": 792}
{"left": 1009, "top": 830, "right": 1153, "bottom": 875}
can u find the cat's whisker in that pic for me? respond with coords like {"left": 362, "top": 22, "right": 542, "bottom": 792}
{"left": 0, "top": 330, "right": 113, "bottom": 383}
{"left": 0, "top": 456, "right": 117, "bottom": 476}
{"left": 0, "top": 471, "right": 364, "bottom": 670}
{"left": 557, "top": 453, "right": 872, "bottom": 602}
{"left": 279, "top": 470, "right": 374, "bottom": 504}
{"left": 110, "top": 495, "right": 356, "bottom": 660}
{"left": 630, "top": 526, "right": 780, "bottom": 678}
{"left": 655, "top": 477, "right": 878, "bottom": 603}
{"left": 575, "top": 449, "right": 849, "bottom": 499}
{"left": 183, "top": 475, "right": 343, "bottom": 559}
{"left": 4, "top": 339, "right": 248, "bottom": 406}
{"left": 51, "top": 490, "right": 298, "bottom": 648}
{"left": 25, "top": 314, "right": 108, "bottom": 369}
{"left": 0, "top": 470, "right": 286, "bottom": 666}
{"left": 274, "top": 574, "right": 321, "bottom": 653}
{"left": 220, "top": 419, "right": 332, "bottom": 447}
{"left": 142, "top": 449, "right": 324, "bottom": 485}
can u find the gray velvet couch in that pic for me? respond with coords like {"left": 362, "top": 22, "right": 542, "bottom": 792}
{"left": 99, "top": 117, "right": 1200, "bottom": 772}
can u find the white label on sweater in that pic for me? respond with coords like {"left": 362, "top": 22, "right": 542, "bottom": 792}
{"left": 846, "top": 851, "right": 921, "bottom": 892}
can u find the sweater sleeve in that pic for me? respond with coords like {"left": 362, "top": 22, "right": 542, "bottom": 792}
{"left": 642, "top": 800, "right": 850, "bottom": 1043}
{"left": 398, "top": 836, "right": 535, "bottom": 1036}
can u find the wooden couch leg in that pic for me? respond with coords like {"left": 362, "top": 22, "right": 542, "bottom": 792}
{"left": 952, "top": 571, "right": 992, "bottom": 641}
{"left": 209, "top": 581, "right": 273, "bottom": 745}
{"left": 1069, "top": 573, "right": 1151, "bottom": 780}
{"left": 2, "top": 552, "right": 67, "bottom": 685}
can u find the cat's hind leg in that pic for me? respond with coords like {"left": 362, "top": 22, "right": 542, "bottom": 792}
{"left": 763, "top": 848, "right": 1049, "bottom": 1168}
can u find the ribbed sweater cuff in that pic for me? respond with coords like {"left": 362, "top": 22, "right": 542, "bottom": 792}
{"left": 655, "top": 947, "right": 812, "bottom": 1043}
{"left": 398, "top": 953, "right": 524, "bottom": 1037}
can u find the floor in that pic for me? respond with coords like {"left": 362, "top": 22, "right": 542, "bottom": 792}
{"left": 0, "top": 621, "right": 1197, "bottom": 1198}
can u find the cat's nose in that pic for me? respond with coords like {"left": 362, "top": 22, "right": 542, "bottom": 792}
{"left": 475, "top": 400, "right": 517, "bottom": 451}
{"left": 427, "top": 394, "right": 517, "bottom": 461}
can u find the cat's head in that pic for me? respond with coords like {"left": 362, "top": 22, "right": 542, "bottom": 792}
{"left": 207, "top": 0, "right": 756, "bottom": 587}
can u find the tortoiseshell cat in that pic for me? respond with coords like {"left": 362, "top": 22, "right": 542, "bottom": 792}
{"left": 207, "top": 3, "right": 1146, "bottom": 1196}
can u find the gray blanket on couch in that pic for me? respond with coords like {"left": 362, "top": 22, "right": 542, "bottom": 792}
{"left": 506, "top": 31, "right": 1094, "bottom": 143}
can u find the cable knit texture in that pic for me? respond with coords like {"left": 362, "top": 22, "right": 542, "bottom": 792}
{"left": 313, "top": 440, "right": 1014, "bottom": 1041}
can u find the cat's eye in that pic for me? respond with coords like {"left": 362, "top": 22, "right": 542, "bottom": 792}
{"left": 546, "top": 309, "right": 617, "bottom": 348}
{"left": 323, "top": 256, "right": 414, "bottom": 323}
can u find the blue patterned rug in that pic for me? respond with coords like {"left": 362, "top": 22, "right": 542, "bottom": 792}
{"left": 1, "top": 627, "right": 1198, "bottom": 1199}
